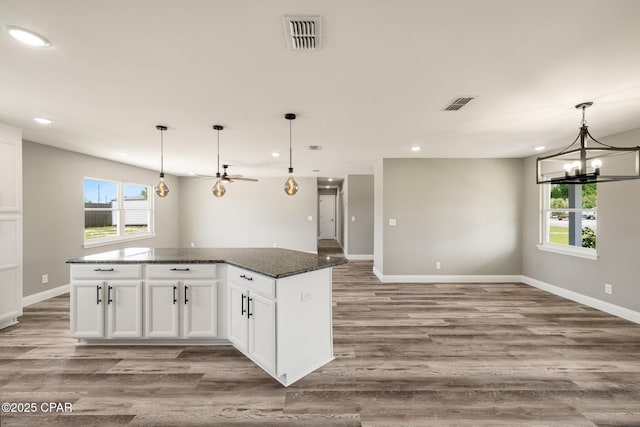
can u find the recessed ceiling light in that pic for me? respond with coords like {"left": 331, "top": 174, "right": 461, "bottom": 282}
{"left": 118, "top": 152, "right": 127, "bottom": 156}
{"left": 411, "top": 146, "right": 421, "bottom": 152}
{"left": 33, "top": 117, "right": 54, "bottom": 125}
{"left": 328, "top": 178, "right": 333, "bottom": 182}
{"left": 325, "top": 186, "right": 331, "bottom": 189}
{"left": 534, "top": 146, "right": 546, "bottom": 151}
{"left": 189, "top": 172, "right": 195, "bottom": 176}
{"left": 3, "top": 26, "right": 51, "bottom": 47}
{"left": 271, "top": 152, "right": 281, "bottom": 157}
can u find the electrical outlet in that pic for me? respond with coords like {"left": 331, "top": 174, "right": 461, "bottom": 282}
{"left": 301, "top": 291, "right": 312, "bottom": 302}
{"left": 351, "top": 216, "right": 356, "bottom": 222}
{"left": 190, "top": 242, "right": 195, "bottom": 248}
{"left": 307, "top": 215, "right": 313, "bottom": 221}
{"left": 435, "top": 262, "right": 441, "bottom": 270}
{"left": 42, "top": 274, "right": 48, "bottom": 284}
{"left": 604, "top": 283, "right": 612, "bottom": 294}
{"left": 389, "top": 218, "right": 397, "bottom": 226}
{"left": 273, "top": 242, "right": 277, "bottom": 247}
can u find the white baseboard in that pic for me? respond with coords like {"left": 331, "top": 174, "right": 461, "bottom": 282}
{"left": 373, "top": 266, "right": 383, "bottom": 282}
{"left": 23, "top": 284, "right": 70, "bottom": 307}
{"left": 346, "top": 254, "right": 374, "bottom": 261}
{"left": 521, "top": 276, "right": 640, "bottom": 324}
{"left": 373, "top": 272, "right": 521, "bottom": 283}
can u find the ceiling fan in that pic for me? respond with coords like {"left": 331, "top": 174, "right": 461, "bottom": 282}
{"left": 221, "top": 164, "right": 258, "bottom": 183}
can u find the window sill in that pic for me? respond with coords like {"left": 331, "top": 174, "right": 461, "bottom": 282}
{"left": 84, "top": 234, "right": 156, "bottom": 249}
{"left": 536, "top": 244, "right": 598, "bottom": 260}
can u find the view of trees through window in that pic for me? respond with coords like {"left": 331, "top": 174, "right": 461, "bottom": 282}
{"left": 547, "top": 183, "right": 597, "bottom": 249}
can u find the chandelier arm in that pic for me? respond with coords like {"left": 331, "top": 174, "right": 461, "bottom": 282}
{"left": 553, "top": 132, "right": 582, "bottom": 155}
{"left": 584, "top": 128, "right": 617, "bottom": 149}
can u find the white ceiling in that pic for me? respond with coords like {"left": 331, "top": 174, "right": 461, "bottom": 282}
{"left": 2, "top": 0, "right": 640, "bottom": 179}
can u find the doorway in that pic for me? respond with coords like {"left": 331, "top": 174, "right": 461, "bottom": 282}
{"left": 319, "top": 194, "right": 336, "bottom": 239}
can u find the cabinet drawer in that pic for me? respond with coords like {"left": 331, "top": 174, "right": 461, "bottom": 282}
{"left": 146, "top": 264, "right": 217, "bottom": 279}
{"left": 71, "top": 264, "right": 142, "bottom": 280}
{"left": 228, "top": 265, "right": 275, "bottom": 298}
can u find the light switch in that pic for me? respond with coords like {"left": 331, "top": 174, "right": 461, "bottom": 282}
{"left": 389, "top": 218, "right": 397, "bottom": 226}
{"left": 351, "top": 216, "right": 356, "bottom": 222}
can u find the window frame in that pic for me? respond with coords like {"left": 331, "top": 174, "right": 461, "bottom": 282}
{"left": 537, "top": 182, "right": 598, "bottom": 260}
{"left": 83, "top": 177, "right": 155, "bottom": 248}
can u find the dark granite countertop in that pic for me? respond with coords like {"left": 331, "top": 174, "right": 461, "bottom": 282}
{"left": 67, "top": 247, "right": 347, "bottom": 279}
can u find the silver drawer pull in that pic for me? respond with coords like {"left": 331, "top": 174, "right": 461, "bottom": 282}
{"left": 240, "top": 274, "right": 253, "bottom": 281}
{"left": 170, "top": 268, "right": 191, "bottom": 272}
{"left": 94, "top": 268, "right": 114, "bottom": 272}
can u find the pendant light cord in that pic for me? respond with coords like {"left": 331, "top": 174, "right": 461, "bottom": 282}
{"left": 289, "top": 119, "right": 293, "bottom": 169}
{"left": 160, "top": 129, "right": 164, "bottom": 174}
{"left": 217, "top": 129, "right": 220, "bottom": 174}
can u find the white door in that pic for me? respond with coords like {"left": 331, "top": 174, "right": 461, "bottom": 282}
{"left": 228, "top": 283, "right": 249, "bottom": 352}
{"left": 319, "top": 194, "right": 336, "bottom": 239}
{"left": 70, "top": 282, "right": 105, "bottom": 338}
{"left": 0, "top": 125, "right": 22, "bottom": 329}
{"left": 183, "top": 280, "right": 217, "bottom": 338}
{"left": 145, "top": 281, "right": 179, "bottom": 338}
{"left": 248, "top": 292, "right": 276, "bottom": 374}
{"left": 107, "top": 281, "right": 142, "bottom": 338}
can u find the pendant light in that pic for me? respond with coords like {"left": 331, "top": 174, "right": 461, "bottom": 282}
{"left": 284, "top": 113, "right": 299, "bottom": 196}
{"left": 154, "top": 125, "right": 169, "bottom": 198}
{"left": 536, "top": 102, "right": 640, "bottom": 184}
{"left": 212, "top": 125, "right": 226, "bottom": 197}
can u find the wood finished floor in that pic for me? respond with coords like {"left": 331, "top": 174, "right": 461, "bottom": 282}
{"left": 1, "top": 243, "right": 640, "bottom": 425}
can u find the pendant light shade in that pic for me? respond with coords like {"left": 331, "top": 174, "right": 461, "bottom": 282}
{"left": 284, "top": 113, "right": 299, "bottom": 196}
{"left": 212, "top": 125, "right": 226, "bottom": 198}
{"left": 154, "top": 125, "right": 169, "bottom": 198}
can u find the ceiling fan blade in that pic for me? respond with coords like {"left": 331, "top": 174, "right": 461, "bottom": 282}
{"left": 232, "top": 177, "right": 259, "bottom": 182}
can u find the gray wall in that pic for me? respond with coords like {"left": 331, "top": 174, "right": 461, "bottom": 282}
{"left": 22, "top": 141, "right": 181, "bottom": 297}
{"left": 377, "top": 158, "right": 523, "bottom": 275}
{"left": 346, "top": 174, "right": 374, "bottom": 256}
{"left": 179, "top": 176, "right": 318, "bottom": 253}
{"left": 522, "top": 128, "right": 640, "bottom": 313}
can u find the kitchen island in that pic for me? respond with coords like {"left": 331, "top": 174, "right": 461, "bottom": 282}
{"left": 67, "top": 247, "right": 346, "bottom": 386}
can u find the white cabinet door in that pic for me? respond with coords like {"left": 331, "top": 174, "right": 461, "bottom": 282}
{"left": 248, "top": 292, "right": 276, "bottom": 374}
{"left": 70, "top": 282, "right": 104, "bottom": 338}
{"left": 145, "top": 281, "right": 180, "bottom": 338}
{"left": 183, "top": 280, "right": 217, "bottom": 338}
{"left": 228, "top": 283, "right": 248, "bottom": 352}
{"left": 107, "top": 281, "right": 142, "bottom": 338}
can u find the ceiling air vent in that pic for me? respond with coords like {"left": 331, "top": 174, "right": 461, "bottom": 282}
{"left": 308, "top": 145, "right": 322, "bottom": 151}
{"left": 444, "top": 97, "right": 474, "bottom": 111}
{"left": 283, "top": 16, "right": 321, "bottom": 50}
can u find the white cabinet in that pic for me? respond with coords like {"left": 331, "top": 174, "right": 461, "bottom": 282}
{"left": 228, "top": 266, "right": 276, "bottom": 375}
{"left": 248, "top": 292, "right": 276, "bottom": 374}
{"left": 145, "top": 281, "right": 179, "bottom": 338}
{"left": 70, "top": 265, "right": 142, "bottom": 339}
{"left": 0, "top": 122, "right": 22, "bottom": 330}
{"left": 145, "top": 264, "right": 218, "bottom": 339}
{"left": 70, "top": 281, "right": 104, "bottom": 338}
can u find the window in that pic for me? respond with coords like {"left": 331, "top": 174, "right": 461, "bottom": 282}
{"left": 83, "top": 178, "right": 154, "bottom": 247}
{"left": 539, "top": 183, "right": 597, "bottom": 259}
